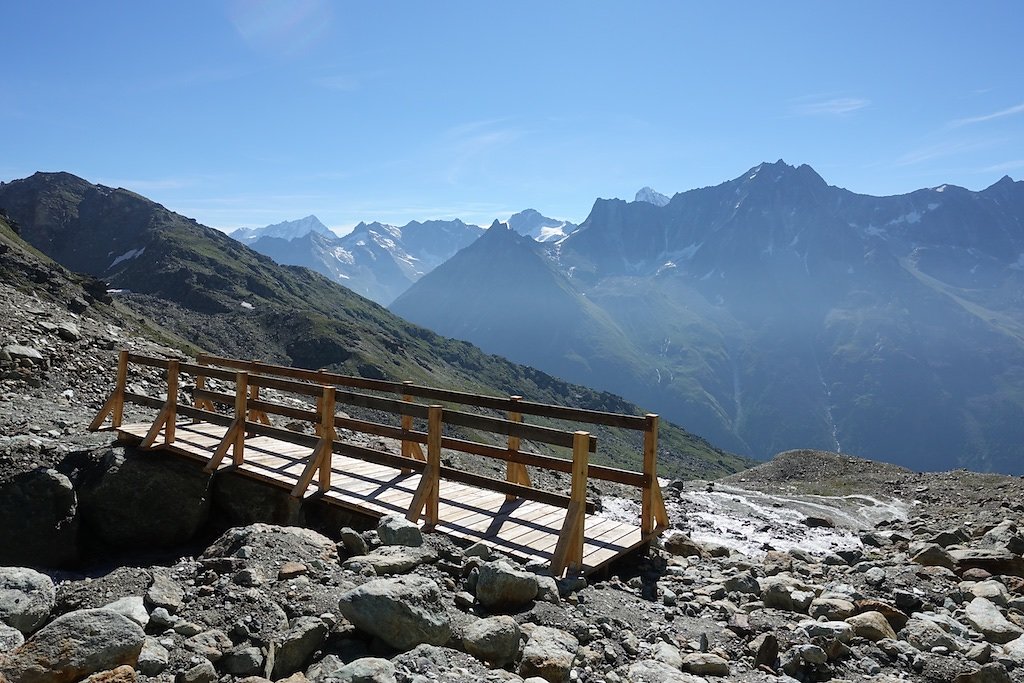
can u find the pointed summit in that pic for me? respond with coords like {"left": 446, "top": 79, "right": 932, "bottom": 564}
{"left": 634, "top": 186, "right": 670, "bottom": 207}
{"left": 506, "top": 210, "right": 576, "bottom": 242}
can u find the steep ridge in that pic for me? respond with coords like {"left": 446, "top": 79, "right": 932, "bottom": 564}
{"left": 0, "top": 172, "right": 747, "bottom": 478}
{"left": 391, "top": 161, "right": 1024, "bottom": 473}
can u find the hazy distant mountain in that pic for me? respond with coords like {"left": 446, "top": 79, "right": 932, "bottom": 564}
{"left": 0, "top": 171, "right": 747, "bottom": 478}
{"left": 506, "top": 209, "right": 577, "bottom": 242}
{"left": 231, "top": 215, "right": 333, "bottom": 243}
{"left": 634, "top": 186, "right": 670, "bottom": 207}
{"left": 236, "top": 217, "right": 483, "bottom": 305}
{"left": 391, "top": 161, "right": 1024, "bottom": 474}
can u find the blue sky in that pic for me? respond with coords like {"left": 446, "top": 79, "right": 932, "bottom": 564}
{"left": 4, "top": 1, "right": 1023, "bottom": 233}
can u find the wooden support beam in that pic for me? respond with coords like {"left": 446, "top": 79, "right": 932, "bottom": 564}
{"left": 641, "top": 413, "right": 668, "bottom": 536}
{"left": 140, "top": 360, "right": 180, "bottom": 448}
{"left": 505, "top": 396, "right": 532, "bottom": 500}
{"left": 193, "top": 353, "right": 215, "bottom": 413}
{"left": 204, "top": 371, "right": 248, "bottom": 473}
{"left": 400, "top": 381, "right": 425, "bottom": 473}
{"left": 406, "top": 405, "right": 442, "bottom": 528}
{"left": 550, "top": 430, "right": 589, "bottom": 576}
{"left": 292, "top": 385, "right": 337, "bottom": 497}
{"left": 247, "top": 384, "right": 271, "bottom": 426}
{"left": 89, "top": 349, "right": 129, "bottom": 431}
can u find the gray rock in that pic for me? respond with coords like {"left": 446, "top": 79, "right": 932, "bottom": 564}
{"left": 965, "top": 597, "right": 1024, "bottom": 644}
{"left": 340, "top": 527, "right": 369, "bottom": 557}
{"left": 343, "top": 544, "right": 438, "bottom": 575}
{"left": 808, "top": 597, "right": 855, "bottom": 620}
{"left": 101, "top": 596, "right": 148, "bottom": 629}
{"left": 845, "top": 611, "right": 897, "bottom": 641}
{"left": 950, "top": 548, "right": 1024, "bottom": 578}
{"left": 911, "top": 543, "right": 957, "bottom": 569}
{"left": 180, "top": 658, "right": 217, "bottom": 683}
{"left": 0, "top": 624, "right": 24, "bottom": 653}
{"left": 221, "top": 645, "right": 265, "bottom": 676}
{"left": 1002, "top": 634, "right": 1024, "bottom": 663}
{"left": 625, "top": 659, "right": 708, "bottom": 682}
{"left": 0, "top": 567, "right": 55, "bottom": 634}
{"left": 952, "top": 662, "right": 1014, "bottom": 683}
{"left": 798, "top": 619, "right": 853, "bottom": 643}
{"left": 462, "top": 615, "right": 521, "bottom": 667}
{"left": 306, "top": 653, "right": 346, "bottom": 681}
{"left": 145, "top": 572, "right": 184, "bottom": 613}
{"left": 76, "top": 448, "right": 211, "bottom": 550}
{"left": 662, "top": 532, "right": 706, "bottom": 558}
{"left": 136, "top": 636, "right": 169, "bottom": 676}
{"left": 0, "top": 608, "right": 144, "bottom": 683}
{"left": 903, "top": 617, "right": 960, "bottom": 652}
{"left": 683, "top": 651, "right": 730, "bottom": 676}
{"left": 981, "top": 520, "right": 1024, "bottom": 555}
{"left": 184, "top": 629, "right": 233, "bottom": 662}
{"left": 759, "top": 575, "right": 816, "bottom": 613}
{"left": 338, "top": 575, "right": 451, "bottom": 651}
{"left": 652, "top": 641, "right": 683, "bottom": 669}
{"left": 0, "top": 468, "right": 80, "bottom": 568}
{"left": 519, "top": 625, "right": 579, "bottom": 683}
{"left": 971, "top": 580, "right": 1010, "bottom": 606}
{"left": 535, "top": 574, "right": 561, "bottom": 604}
{"left": 476, "top": 560, "right": 539, "bottom": 611}
{"left": 377, "top": 514, "right": 423, "bottom": 547}
{"left": 2, "top": 345, "right": 43, "bottom": 363}
{"left": 56, "top": 322, "right": 81, "bottom": 341}
{"left": 332, "top": 656, "right": 398, "bottom": 683}
{"left": 271, "top": 616, "right": 328, "bottom": 678}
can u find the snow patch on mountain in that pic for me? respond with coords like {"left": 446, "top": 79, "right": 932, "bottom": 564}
{"left": 507, "top": 209, "right": 576, "bottom": 243}
{"left": 108, "top": 247, "right": 145, "bottom": 270}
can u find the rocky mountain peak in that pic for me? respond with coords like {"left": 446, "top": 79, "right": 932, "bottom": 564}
{"left": 634, "top": 186, "right": 670, "bottom": 207}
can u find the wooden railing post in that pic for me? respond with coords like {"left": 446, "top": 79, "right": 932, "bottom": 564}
{"left": 88, "top": 349, "right": 129, "bottom": 431}
{"left": 141, "top": 359, "right": 179, "bottom": 448}
{"left": 642, "top": 413, "right": 668, "bottom": 536}
{"left": 551, "top": 430, "right": 589, "bottom": 576}
{"left": 400, "top": 381, "right": 425, "bottom": 472}
{"left": 292, "top": 385, "right": 337, "bottom": 497}
{"left": 505, "top": 395, "right": 532, "bottom": 500}
{"left": 204, "top": 371, "right": 248, "bottom": 472}
{"left": 193, "top": 353, "right": 214, "bottom": 414}
{"left": 406, "top": 405, "right": 442, "bottom": 528}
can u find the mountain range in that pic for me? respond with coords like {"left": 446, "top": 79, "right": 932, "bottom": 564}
{"left": 0, "top": 171, "right": 746, "bottom": 478}
{"left": 391, "top": 161, "right": 1024, "bottom": 474}
{"left": 233, "top": 209, "right": 579, "bottom": 305}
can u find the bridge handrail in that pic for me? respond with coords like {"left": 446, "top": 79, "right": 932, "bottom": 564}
{"left": 89, "top": 350, "right": 669, "bottom": 576}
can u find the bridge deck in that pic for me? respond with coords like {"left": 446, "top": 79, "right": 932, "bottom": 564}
{"left": 117, "top": 421, "right": 646, "bottom": 573}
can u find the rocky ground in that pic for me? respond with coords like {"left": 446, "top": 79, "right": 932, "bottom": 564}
{"left": 4, "top": 234, "right": 1024, "bottom": 682}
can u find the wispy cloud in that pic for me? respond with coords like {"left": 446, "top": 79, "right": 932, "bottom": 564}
{"left": 894, "top": 139, "right": 997, "bottom": 167}
{"left": 439, "top": 118, "right": 524, "bottom": 185}
{"left": 949, "top": 102, "right": 1024, "bottom": 127}
{"left": 979, "top": 159, "right": 1024, "bottom": 173}
{"left": 790, "top": 95, "right": 870, "bottom": 117}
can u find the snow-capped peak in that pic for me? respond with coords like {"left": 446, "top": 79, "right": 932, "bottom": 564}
{"left": 231, "top": 215, "right": 333, "bottom": 243}
{"left": 634, "top": 187, "right": 670, "bottom": 207}
{"left": 506, "top": 209, "right": 577, "bottom": 243}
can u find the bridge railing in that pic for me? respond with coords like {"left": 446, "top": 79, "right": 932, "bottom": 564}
{"left": 90, "top": 350, "right": 668, "bottom": 575}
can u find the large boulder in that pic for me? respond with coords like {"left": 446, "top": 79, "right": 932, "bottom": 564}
{"left": 0, "top": 567, "right": 55, "bottom": 634}
{"left": 462, "top": 615, "right": 521, "bottom": 667}
{"left": 338, "top": 575, "right": 451, "bottom": 651}
{"left": 845, "top": 611, "right": 897, "bottom": 641}
{"left": 76, "top": 448, "right": 211, "bottom": 550}
{"left": 475, "top": 561, "right": 539, "bottom": 611}
{"left": 271, "top": 616, "right": 329, "bottom": 679}
{"left": 519, "top": 625, "right": 578, "bottom": 683}
{"left": 0, "top": 608, "right": 144, "bottom": 683}
{"left": 950, "top": 549, "right": 1024, "bottom": 578}
{"left": 625, "top": 659, "right": 708, "bottom": 682}
{"left": 759, "top": 575, "right": 816, "bottom": 614}
{"left": 210, "top": 471, "right": 303, "bottom": 528}
{"left": 965, "top": 597, "right": 1024, "bottom": 644}
{"left": 0, "top": 468, "right": 80, "bottom": 567}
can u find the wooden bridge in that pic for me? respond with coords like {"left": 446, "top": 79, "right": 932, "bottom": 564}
{"left": 89, "top": 351, "right": 669, "bottom": 576}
